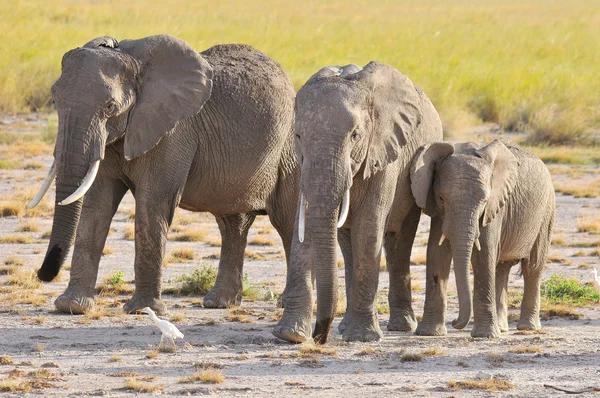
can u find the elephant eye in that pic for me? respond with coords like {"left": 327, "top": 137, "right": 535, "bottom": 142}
{"left": 295, "top": 134, "right": 301, "bottom": 141}
{"left": 105, "top": 101, "right": 118, "bottom": 117}
{"left": 351, "top": 131, "right": 360, "bottom": 142}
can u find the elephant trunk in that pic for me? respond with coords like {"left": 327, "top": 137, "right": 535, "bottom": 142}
{"left": 37, "top": 113, "right": 104, "bottom": 282}
{"left": 301, "top": 160, "right": 350, "bottom": 344}
{"left": 448, "top": 210, "right": 478, "bottom": 330}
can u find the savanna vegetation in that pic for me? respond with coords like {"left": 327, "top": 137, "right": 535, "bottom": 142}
{"left": 1, "top": 0, "right": 600, "bottom": 145}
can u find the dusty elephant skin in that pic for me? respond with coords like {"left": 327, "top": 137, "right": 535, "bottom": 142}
{"left": 32, "top": 34, "right": 298, "bottom": 315}
{"left": 273, "top": 62, "right": 443, "bottom": 344}
{"left": 411, "top": 139, "right": 556, "bottom": 338}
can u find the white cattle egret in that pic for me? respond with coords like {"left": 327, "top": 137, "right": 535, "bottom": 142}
{"left": 138, "top": 307, "right": 184, "bottom": 350}
{"left": 592, "top": 268, "right": 600, "bottom": 293}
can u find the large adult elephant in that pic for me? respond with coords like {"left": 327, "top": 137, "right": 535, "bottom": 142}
{"left": 30, "top": 35, "right": 298, "bottom": 314}
{"left": 410, "top": 139, "right": 555, "bottom": 337}
{"left": 273, "top": 62, "right": 443, "bottom": 343}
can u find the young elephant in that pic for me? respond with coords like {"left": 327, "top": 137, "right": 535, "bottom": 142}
{"left": 273, "top": 62, "right": 442, "bottom": 343}
{"left": 410, "top": 139, "right": 555, "bottom": 337}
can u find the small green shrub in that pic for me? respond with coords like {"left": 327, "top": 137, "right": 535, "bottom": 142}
{"left": 541, "top": 274, "right": 599, "bottom": 306}
{"left": 108, "top": 271, "right": 125, "bottom": 286}
{"left": 173, "top": 264, "right": 217, "bottom": 296}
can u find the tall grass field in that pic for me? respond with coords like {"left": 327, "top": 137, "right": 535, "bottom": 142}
{"left": 1, "top": 0, "right": 599, "bottom": 144}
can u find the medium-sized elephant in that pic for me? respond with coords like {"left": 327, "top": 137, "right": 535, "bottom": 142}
{"left": 30, "top": 35, "right": 299, "bottom": 315}
{"left": 410, "top": 139, "right": 555, "bottom": 337}
{"left": 273, "top": 62, "right": 442, "bottom": 343}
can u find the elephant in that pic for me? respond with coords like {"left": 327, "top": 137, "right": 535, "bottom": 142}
{"left": 272, "top": 62, "right": 443, "bottom": 343}
{"left": 410, "top": 139, "right": 555, "bottom": 338}
{"left": 30, "top": 34, "right": 299, "bottom": 315}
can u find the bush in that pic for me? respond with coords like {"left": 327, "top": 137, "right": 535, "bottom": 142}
{"left": 541, "top": 274, "right": 599, "bottom": 306}
{"left": 173, "top": 264, "right": 217, "bottom": 296}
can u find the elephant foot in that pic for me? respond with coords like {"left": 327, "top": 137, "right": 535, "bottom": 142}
{"left": 54, "top": 290, "right": 95, "bottom": 314}
{"left": 471, "top": 323, "right": 501, "bottom": 338}
{"left": 517, "top": 317, "right": 541, "bottom": 331}
{"left": 415, "top": 321, "right": 447, "bottom": 336}
{"left": 203, "top": 285, "right": 242, "bottom": 308}
{"left": 498, "top": 319, "right": 509, "bottom": 333}
{"left": 338, "top": 313, "right": 350, "bottom": 334}
{"left": 387, "top": 311, "right": 417, "bottom": 332}
{"left": 123, "top": 294, "right": 166, "bottom": 315}
{"left": 342, "top": 321, "right": 383, "bottom": 342}
{"left": 272, "top": 313, "right": 312, "bottom": 343}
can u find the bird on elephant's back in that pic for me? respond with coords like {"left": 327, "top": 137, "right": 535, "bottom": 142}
{"left": 30, "top": 34, "right": 299, "bottom": 316}
{"left": 410, "top": 138, "right": 555, "bottom": 338}
{"left": 273, "top": 61, "right": 443, "bottom": 344}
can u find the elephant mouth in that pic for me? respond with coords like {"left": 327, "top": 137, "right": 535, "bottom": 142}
{"left": 298, "top": 188, "right": 350, "bottom": 243}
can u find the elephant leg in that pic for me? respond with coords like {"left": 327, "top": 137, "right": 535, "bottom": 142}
{"left": 416, "top": 216, "right": 451, "bottom": 336}
{"left": 337, "top": 228, "right": 353, "bottom": 333}
{"left": 204, "top": 213, "right": 256, "bottom": 308}
{"left": 385, "top": 203, "right": 420, "bottom": 332}
{"left": 267, "top": 192, "right": 296, "bottom": 308}
{"left": 495, "top": 263, "right": 513, "bottom": 332}
{"left": 342, "top": 174, "right": 396, "bottom": 342}
{"left": 272, "top": 239, "right": 314, "bottom": 343}
{"left": 55, "top": 174, "right": 128, "bottom": 314}
{"left": 123, "top": 187, "right": 182, "bottom": 315}
{"left": 470, "top": 232, "right": 501, "bottom": 338}
{"left": 518, "top": 225, "right": 549, "bottom": 330}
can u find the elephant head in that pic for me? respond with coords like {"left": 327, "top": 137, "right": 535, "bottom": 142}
{"left": 32, "top": 35, "right": 213, "bottom": 282}
{"left": 294, "top": 62, "right": 423, "bottom": 342}
{"left": 410, "top": 139, "right": 519, "bottom": 329}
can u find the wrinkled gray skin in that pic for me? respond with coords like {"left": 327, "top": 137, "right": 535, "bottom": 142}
{"left": 36, "top": 35, "right": 298, "bottom": 315}
{"left": 410, "top": 139, "right": 555, "bottom": 338}
{"left": 273, "top": 62, "right": 442, "bottom": 343}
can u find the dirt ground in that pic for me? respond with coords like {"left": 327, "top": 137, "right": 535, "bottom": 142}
{"left": 0, "top": 115, "right": 599, "bottom": 397}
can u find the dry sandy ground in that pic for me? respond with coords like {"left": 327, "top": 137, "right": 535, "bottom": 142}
{"left": 0, "top": 115, "right": 599, "bottom": 397}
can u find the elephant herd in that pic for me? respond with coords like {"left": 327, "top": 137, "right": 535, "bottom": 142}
{"left": 29, "top": 34, "right": 556, "bottom": 344}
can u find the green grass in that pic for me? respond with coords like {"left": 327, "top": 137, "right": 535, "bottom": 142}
{"left": 168, "top": 264, "right": 217, "bottom": 296}
{"left": 541, "top": 274, "right": 599, "bottom": 306}
{"left": 1, "top": 1, "right": 600, "bottom": 143}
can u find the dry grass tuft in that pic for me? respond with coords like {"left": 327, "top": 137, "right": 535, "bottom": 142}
{"left": 357, "top": 347, "right": 375, "bottom": 356}
{"left": 508, "top": 345, "right": 541, "bottom": 354}
{"left": 169, "top": 313, "right": 185, "bottom": 323}
{"left": 179, "top": 369, "right": 225, "bottom": 384}
{"left": 171, "top": 230, "right": 207, "bottom": 242}
{"left": 146, "top": 350, "right": 159, "bottom": 359}
{"left": 0, "top": 356, "right": 13, "bottom": 365}
{"left": 0, "top": 202, "right": 23, "bottom": 217}
{"left": 18, "top": 220, "right": 39, "bottom": 232}
{"left": 4, "top": 256, "right": 24, "bottom": 266}
{"left": 541, "top": 303, "right": 583, "bottom": 320}
{"left": 123, "top": 224, "right": 135, "bottom": 240}
{"left": 0, "top": 234, "right": 34, "bottom": 244}
{"left": 487, "top": 352, "right": 505, "bottom": 365}
{"left": 447, "top": 379, "right": 514, "bottom": 392}
{"left": 577, "top": 217, "right": 600, "bottom": 234}
{"left": 422, "top": 347, "right": 445, "bottom": 356}
{"left": 120, "top": 378, "right": 163, "bottom": 393}
{"left": 169, "top": 248, "right": 196, "bottom": 262}
{"left": 400, "top": 351, "right": 423, "bottom": 362}
{"left": 108, "top": 355, "right": 122, "bottom": 363}
{"left": 102, "top": 247, "right": 114, "bottom": 256}
{"left": 248, "top": 236, "right": 277, "bottom": 246}
{"left": 298, "top": 344, "right": 338, "bottom": 357}
{"left": 244, "top": 250, "right": 266, "bottom": 261}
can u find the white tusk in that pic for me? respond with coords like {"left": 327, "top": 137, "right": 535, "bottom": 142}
{"left": 298, "top": 192, "right": 306, "bottom": 243}
{"left": 475, "top": 239, "right": 481, "bottom": 251}
{"left": 438, "top": 233, "right": 446, "bottom": 246}
{"left": 58, "top": 160, "right": 100, "bottom": 206}
{"left": 28, "top": 160, "right": 56, "bottom": 209}
{"left": 337, "top": 189, "right": 350, "bottom": 228}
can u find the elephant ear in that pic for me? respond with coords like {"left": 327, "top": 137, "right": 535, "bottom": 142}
{"left": 83, "top": 36, "right": 119, "bottom": 49}
{"left": 354, "top": 62, "right": 422, "bottom": 179}
{"left": 118, "top": 34, "right": 213, "bottom": 160}
{"left": 475, "top": 139, "right": 519, "bottom": 227}
{"left": 410, "top": 142, "right": 454, "bottom": 216}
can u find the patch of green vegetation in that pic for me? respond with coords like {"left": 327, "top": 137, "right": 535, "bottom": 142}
{"left": 241, "top": 273, "right": 260, "bottom": 301}
{"left": 107, "top": 271, "right": 125, "bottom": 286}
{"left": 169, "top": 264, "right": 217, "bottom": 296}
{"left": 541, "top": 274, "right": 599, "bottom": 306}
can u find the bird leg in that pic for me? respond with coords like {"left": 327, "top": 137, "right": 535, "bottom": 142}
{"left": 159, "top": 335, "right": 165, "bottom": 349}
{"left": 170, "top": 337, "right": 177, "bottom": 352}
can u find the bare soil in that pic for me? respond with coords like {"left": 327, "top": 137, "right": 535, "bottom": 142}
{"left": 0, "top": 115, "right": 599, "bottom": 397}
